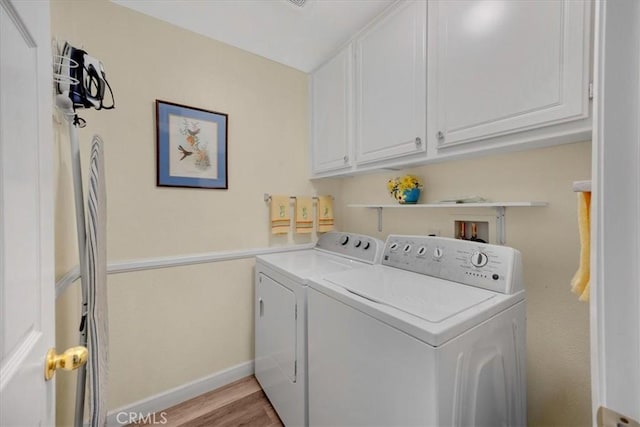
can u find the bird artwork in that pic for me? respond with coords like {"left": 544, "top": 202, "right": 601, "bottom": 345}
{"left": 178, "top": 118, "right": 211, "bottom": 170}
{"left": 178, "top": 145, "right": 193, "bottom": 161}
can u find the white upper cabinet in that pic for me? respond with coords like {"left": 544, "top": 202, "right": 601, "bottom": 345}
{"left": 428, "top": 0, "right": 591, "bottom": 152}
{"left": 310, "top": 45, "right": 353, "bottom": 174}
{"left": 355, "top": 0, "right": 427, "bottom": 165}
{"left": 308, "top": 0, "right": 592, "bottom": 177}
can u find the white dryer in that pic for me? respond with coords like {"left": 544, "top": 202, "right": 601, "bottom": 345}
{"left": 255, "top": 232, "right": 383, "bottom": 427}
{"left": 307, "top": 235, "right": 527, "bottom": 427}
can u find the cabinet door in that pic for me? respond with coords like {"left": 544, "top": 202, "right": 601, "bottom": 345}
{"left": 355, "top": 0, "right": 427, "bottom": 165}
{"left": 430, "top": 0, "right": 590, "bottom": 149}
{"left": 311, "top": 45, "right": 353, "bottom": 174}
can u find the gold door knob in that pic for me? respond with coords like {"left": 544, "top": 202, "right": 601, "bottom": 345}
{"left": 44, "top": 346, "right": 88, "bottom": 381}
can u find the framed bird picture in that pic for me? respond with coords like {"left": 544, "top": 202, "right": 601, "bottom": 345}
{"left": 155, "top": 100, "right": 228, "bottom": 189}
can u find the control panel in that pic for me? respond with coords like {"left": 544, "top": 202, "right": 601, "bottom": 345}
{"left": 316, "top": 232, "right": 383, "bottom": 264}
{"left": 382, "top": 235, "right": 523, "bottom": 294}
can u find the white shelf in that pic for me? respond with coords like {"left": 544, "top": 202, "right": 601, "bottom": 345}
{"left": 572, "top": 180, "right": 591, "bottom": 192}
{"left": 348, "top": 202, "right": 548, "bottom": 209}
{"left": 348, "top": 201, "right": 548, "bottom": 243}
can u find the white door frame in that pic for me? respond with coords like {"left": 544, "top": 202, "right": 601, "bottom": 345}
{"left": 591, "top": 0, "right": 640, "bottom": 424}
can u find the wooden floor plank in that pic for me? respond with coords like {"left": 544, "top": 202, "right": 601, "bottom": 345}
{"left": 183, "top": 391, "right": 277, "bottom": 427}
{"left": 129, "top": 376, "right": 283, "bottom": 427}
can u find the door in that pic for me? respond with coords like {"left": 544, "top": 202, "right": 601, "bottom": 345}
{"left": 355, "top": 0, "right": 427, "bottom": 165}
{"left": 311, "top": 45, "right": 353, "bottom": 175}
{"left": 254, "top": 272, "right": 304, "bottom": 427}
{"left": 591, "top": 0, "right": 640, "bottom": 424}
{"left": 430, "top": 0, "right": 590, "bottom": 149}
{"left": 0, "top": 0, "right": 55, "bottom": 425}
{"left": 255, "top": 274, "right": 297, "bottom": 383}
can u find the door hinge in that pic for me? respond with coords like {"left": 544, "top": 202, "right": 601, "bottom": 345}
{"left": 294, "top": 360, "right": 297, "bottom": 377}
{"left": 294, "top": 304, "right": 298, "bottom": 320}
{"left": 589, "top": 82, "right": 594, "bottom": 100}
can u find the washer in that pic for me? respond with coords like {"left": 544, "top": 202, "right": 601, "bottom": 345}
{"left": 307, "top": 235, "right": 527, "bottom": 427}
{"left": 255, "top": 231, "right": 383, "bottom": 427}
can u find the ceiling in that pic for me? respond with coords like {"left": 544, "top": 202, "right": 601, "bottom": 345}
{"left": 112, "top": 0, "right": 395, "bottom": 73}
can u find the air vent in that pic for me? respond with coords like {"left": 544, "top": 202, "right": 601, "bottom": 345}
{"left": 287, "top": 0, "right": 307, "bottom": 7}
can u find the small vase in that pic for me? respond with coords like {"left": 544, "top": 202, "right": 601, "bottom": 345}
{"left": 399, "top": 188, "right": 421, "bottom": 204}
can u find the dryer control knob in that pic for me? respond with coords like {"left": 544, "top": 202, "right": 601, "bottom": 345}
{"left": 339, "top": 235, "right": 350, "bottom": 246}
{"left": 471, "top": 251, "right": 489, "bottom": 267}
{"left": 433, "top": 247, "right": 443, "bottom": 259}
{"left": 354, "top": 239, "right": 362, "bottom": 248}
{"left": 389, "top": 242, "right": 399, "bottom": 252}
{"left": 363, "top": 242, "right": 371, "bottom": 250}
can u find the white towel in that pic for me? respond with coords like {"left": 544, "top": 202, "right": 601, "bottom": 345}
{"left": 86, "top": 135, "right": 108, "bottom": 427}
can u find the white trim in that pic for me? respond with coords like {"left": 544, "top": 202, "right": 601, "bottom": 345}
{"left": 55, "top": 244, "right": 315, "bottom": 298}
{"left": 55, "top": 266, "right": 81, "bottom": 299}
{"left": 107, "top": 243, "right": 315, "bottom": 274}
{"left": 590, "top": 0, "right": 605, "bottom": 420}
{"left": 105, "top": 360, "right": 254, "bottom": 427}
{"left": 591, "top": 0, "right": 640, "bottom": 422}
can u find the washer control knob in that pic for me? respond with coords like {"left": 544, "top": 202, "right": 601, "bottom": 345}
{"left": 389, "top": 242, "right": 399, "bottom": 252}
{"left": 417, "top": 246, "right": 427, "bottom": 256}
{"left": 354, "top": 239, "right": 362, "bottom": 248}
{"left": 433, "top": 247, "right": 443, "bottom": 259}
{"left": 339, "top": 235, "right": 349, "bottom": 246}
{"left": 363, "top": 242, "right": 371, "bottom": 250}
{"left": 471, "top": 251, "right": 489, "bottom": 267}
{"left": 403, "top": 244, "right": 412, "bottom": 253}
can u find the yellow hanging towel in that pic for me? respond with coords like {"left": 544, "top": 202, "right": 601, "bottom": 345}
{"left": 317, "top": 196, "right": 334, "bottom": 233}
{"left": 571, "top": 191, "right": 591, "bottom": 301}
{"left": 295, "top": 197, "right": 313, "bottom": 234}
{"left": 270, "top": 195, "right": 291, "bottom": 235}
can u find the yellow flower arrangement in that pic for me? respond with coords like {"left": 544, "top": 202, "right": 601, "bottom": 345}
{"left": 387, "top": 174, "right": 423, "bottom": 203}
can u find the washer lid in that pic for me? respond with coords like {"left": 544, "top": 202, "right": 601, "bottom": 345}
{"left": 257, "top": 250, "right": 368, "bottom": 282}
{"left": 325, "top": 266, "right": 496, "bottom": 323}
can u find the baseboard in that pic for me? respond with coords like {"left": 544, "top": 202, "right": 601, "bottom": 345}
{"left": 106, "top": 360, "right": 254, "bottom": 426}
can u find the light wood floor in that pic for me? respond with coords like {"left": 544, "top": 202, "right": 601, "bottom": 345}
{"left": 130, "top": 376, "right": 283, "bottom": 427}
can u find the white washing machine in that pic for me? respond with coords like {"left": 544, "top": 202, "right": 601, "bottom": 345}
{"left": 255, "top": 232, "right": 383, "bottom": 427}
{"left": 307, "top": 235, "right": 527, "bottom": 427}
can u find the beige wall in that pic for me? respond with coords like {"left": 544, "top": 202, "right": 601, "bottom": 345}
{"left": 52, "top": 1, "right": 591, "bottom": 426}
{"left": 338, "top": 141, "right": 592, "bottom": 426}
{"left": 51, "top": 1, "right": 340, "bottom": 425}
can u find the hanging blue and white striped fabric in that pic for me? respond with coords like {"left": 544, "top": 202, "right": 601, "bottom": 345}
{"left": 86, "top": 135, "right": 108, "bottom": 427}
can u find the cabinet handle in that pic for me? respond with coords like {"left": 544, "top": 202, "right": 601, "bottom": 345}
{"left": 436, "top": 131, "right": 444, "bottom": 140}
{"left": 259, "top": 298, "right": 264, "bottom": 317}
{"left": 343, "top": 155, "right": 349, "bottom": 163}
{"left": 415, "top": 137, "right": 422, "bottom": 146}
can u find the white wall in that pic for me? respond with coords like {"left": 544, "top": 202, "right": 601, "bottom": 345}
{"left": 51, "top": 1, "right": 340, "bottom": 425}
{"left": 338, "top": 141, "right": 593, "bottom": 426}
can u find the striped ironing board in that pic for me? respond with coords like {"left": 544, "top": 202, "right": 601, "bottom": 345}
{"left": 86, "top": 135, "right": 108, "bottom": 427}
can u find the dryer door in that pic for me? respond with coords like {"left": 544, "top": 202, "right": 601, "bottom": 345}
{"left": 255, "top": 274, "right": 297, "bottom": 384}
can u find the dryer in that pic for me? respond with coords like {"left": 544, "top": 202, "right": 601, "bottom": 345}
{"left": 255, "top": 232, "right": 383, "bottom": 426}
{"left": 307, "top": 235, "right": 527, "bottom": 426}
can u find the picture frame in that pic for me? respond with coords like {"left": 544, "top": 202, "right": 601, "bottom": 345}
{"left": 156, "top": 100, "right": 228, "bottom": 189}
